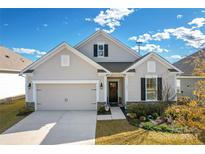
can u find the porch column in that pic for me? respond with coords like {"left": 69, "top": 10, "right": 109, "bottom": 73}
{"left": 104, "top": 75, "right": 107, "bottom": 104}
{"left": 125, "top": 75, "right": 128, "bottom": 106}
{"left": 32, "top": 83, "right": 37, "bottom": 111}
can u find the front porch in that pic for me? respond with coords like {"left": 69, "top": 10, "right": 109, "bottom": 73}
{"left": 106, "top": 74, "right": 126, "bottom": 107}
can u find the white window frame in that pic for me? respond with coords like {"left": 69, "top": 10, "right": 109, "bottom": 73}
{"left": 61, "top": 55, "right": 70, "bottom": 67}
{"left": 97, "top": 43, "right": 105, "bottom": 57}
{"left": 145, "top": 77, "right": 158, "bottom": 101}
{"left": 176, "top": 79, "right": 181, "bottom": 93}
{"left": 147, "top": 61, "right": 156, "bottom": 73}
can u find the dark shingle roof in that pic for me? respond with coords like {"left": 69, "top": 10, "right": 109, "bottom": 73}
{"left": 173, "top": 49, "right": 205, "bottom": 76}
{"left": 97, "top": 62, "right": 134, "bottom": 72}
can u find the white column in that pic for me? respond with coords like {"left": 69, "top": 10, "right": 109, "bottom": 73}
{"left": 104, "top": 75, "right": 107, "bottom": 103}
{"left": 96, "top": 81, "right": 99, "bottom": 102}
{"left": 125, "top": 75, "right": 128, "bottom": 105}
{"left": 32, "top": 83, "right": 37, "bottom": 111}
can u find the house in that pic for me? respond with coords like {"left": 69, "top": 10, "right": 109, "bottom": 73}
{"left": 174, "top": 49, "right": 205, "bottom": 98}
{"left": 0, "top": 46, "right": 32, "bottom": 102}
{"left": 21, "top": 30, "right": 182, "bottom": 111}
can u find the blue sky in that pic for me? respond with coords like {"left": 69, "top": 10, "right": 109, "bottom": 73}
{"left": 1, "top": 8, "right": 205, "bottom": 63}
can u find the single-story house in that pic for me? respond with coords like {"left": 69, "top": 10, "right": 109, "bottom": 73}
{"left": 0, "top": 46, "right": 32, "bottom": 102}
{"left": 21, "top": 30, "right": 182, "bottom": 111}
{"left": 174, "top": 49, "right": 205, "bottom": 98}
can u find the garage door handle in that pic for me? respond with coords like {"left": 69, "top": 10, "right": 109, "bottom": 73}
{"left": 91, "top": 102, "right": 96, "bottom": 104}
{"left": 91, "top": 89, "right": 96, "bottom": 91}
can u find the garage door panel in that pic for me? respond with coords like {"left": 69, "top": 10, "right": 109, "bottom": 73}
{"left": 36, "top": 84, "right": 96, "bottom": 110}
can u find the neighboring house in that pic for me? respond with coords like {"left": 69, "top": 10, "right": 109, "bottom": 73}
{"left": 174, "top": 49, "right": 205, "bottom": 98}
{"left": 0, "top": 46, "right": 32, "bottom": 101}
{"left": 21, "top": 30, "right": 182, "bottom": 111}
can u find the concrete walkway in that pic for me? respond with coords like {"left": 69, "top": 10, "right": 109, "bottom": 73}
{"left": 97, "top": 107, "right": 126, "bottom": 120}
{"left": 0, "top": 111, "right": 96, "bottom": 145}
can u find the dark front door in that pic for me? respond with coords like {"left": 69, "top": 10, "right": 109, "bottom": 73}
{"left": 109, "top": 82, "right": 118, "bottom": 102}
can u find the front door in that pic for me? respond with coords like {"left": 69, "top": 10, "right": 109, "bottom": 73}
{"left": 109, "top": 81, "right": 118, "bottom": 102}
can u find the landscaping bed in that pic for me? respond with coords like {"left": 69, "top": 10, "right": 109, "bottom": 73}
{"left": 97, "top": 105, "right": 111, "bottom": 115}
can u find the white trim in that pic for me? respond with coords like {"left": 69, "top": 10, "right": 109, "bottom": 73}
{"left": 74, "top": 30, "right": 140, "bottom": 58}
{"left": 123, "top": 52, "right": 182, "bottom": 73}
{"left": 125, "top": 75, "right": 128, "bottom": 103}
{"left": 104, "top": 75, "right": 107, "bottom": 103}
{"left": 32, "top": 80, "right": 99, "bottom": 84}
{"left": 33, "top": 83, "right": 37, "bottom": 111}
{"left": 177, "top": 75, "right": 205, "bottom": 79}
{"left": 145, "top": 77, "right": 158, "bottom": 101}
{"left": 20, "top": 42, "right": 110, "bottom": 75}
{"left": 25, "top": 75, "right": 29, "bottom": 102}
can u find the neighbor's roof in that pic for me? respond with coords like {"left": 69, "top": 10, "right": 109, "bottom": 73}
{"left": 173, "top": 49, "right": 205, "bottom": 76}
{"left": 0, "top": 46, "right": 32, "bottom": 72}
{"left": 97, "top": 62, "right": 134, "bottom": 72}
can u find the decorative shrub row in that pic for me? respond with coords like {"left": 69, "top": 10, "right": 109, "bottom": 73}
{"left": 126, "top": 102, "right": 169, "bottom": 118}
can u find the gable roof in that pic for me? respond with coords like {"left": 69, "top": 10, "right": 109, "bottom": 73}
{"left": 0, "top": 46, "right": 32, "bottom": 72}
{"left": 74, "top": 30, "right": 140, "bottom": 58}
{"left": 20, "top": 42, "right": 110, "bottom": 74}
{"left": 173, "top": 49, "right": 205, "bottom": 76}
{"left": 97, "top": 62, "right": 133, "bottom": 72}
{"left": 123, "top": 52, "right": 183, "bottom": 73}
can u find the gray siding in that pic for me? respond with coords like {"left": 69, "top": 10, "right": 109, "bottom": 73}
{"left": 76, "top": 34, "right": 137, "bottom": 62}
{"left": 26, "top": 48, "right": 105, "bottom": 102}
{"left": 127, "top": 56, "right": 177, "bottom": 102}
{"left": 178, "top": 78, "right": 205, "bottom": 98}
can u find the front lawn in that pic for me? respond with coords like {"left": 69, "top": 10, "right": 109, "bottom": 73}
{"left": 0, "top": 98, "right": 31, "bottom": 133}
{"left": 96, "top": 120, "right": 204, "bottom": 145}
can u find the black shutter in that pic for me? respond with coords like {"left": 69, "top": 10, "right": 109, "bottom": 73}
{"left": 104, "top": 44, "right": 108, "bottom": 57}
{"left": 94, "top": 44, "right": 98, "bottom": 57}
{"left": 157, "top": 77, "right": 162, "bottom": 101}
{"left": 141, "top": 78, "right": 146, "bottom": 101}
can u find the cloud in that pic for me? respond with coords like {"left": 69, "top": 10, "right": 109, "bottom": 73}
{"left": 166, "top": 55, "right": 184, "bottom": 62}
{"left": 93, "top": 8, "right": 135, "bottom": 33}
{"left": 188, "top": 18, "right": 205, "bottom": 28}
{"left": 128, "top": 34, "right": 152, "bottom": 43}
{"left": 152, "top": 31, "right": 170, "bottom": 41}
{"left": 13, "top": 48, "right": 46, "bottom": 58}
{"left": 132, "top": 44, "right": 168, "bottom": 53}
{"left": 85, "top": 18, "right": 91, "bottom": 22}
{"left": 201, "top": 10, "right": 205, "bottom": 13}
{"left": 165, "top": 27, "right": 205, "bottom": 48}
{"left": 177, "top": 15, "right": 183, "bottom": 19}
{"left": 3, "top": 23, "right": 8, "bottom": 26}
{"left": 42, "top": 24, "right": 48, "bottom": 27}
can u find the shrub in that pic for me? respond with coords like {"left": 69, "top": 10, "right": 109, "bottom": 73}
{"left": 177, "top": 96, "right": 191, "bottom": 105}
{"left": 97, "top": 106, "right": 111, "bottom": 115}
{"left": 126, "top": 113, "right": 137, "bottom": 119}
{"left": 139, "top": 116, "right": 146, "bottom": 122}
{"left": 152, "top": 112, "right": 159, "bottom": 119}
{"left": 17, "top": 107, "right": 33, "bottom": 116}
{"left": 127, "top": 102, "right": 168, "bottom": 118}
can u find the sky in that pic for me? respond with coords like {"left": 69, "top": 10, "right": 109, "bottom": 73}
{"left": 1, "top": 8, "right": 205, "bottom": 63}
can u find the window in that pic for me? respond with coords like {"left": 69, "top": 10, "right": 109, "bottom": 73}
{"left": 147, "top": 61, "right": 156, "bottom": 73}
{"left": 61, "top": 55, "right": 70, "bottom": 67}
{"left": 98, "top": 44, "right": 104, "bottom": 57}
{"left": 146, "top": 78, "right": 157, "bottom": 100}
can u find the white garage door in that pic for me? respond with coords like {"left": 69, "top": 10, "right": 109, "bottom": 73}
{"left": 36, "top": 84, "right": 96, "bottom": 110}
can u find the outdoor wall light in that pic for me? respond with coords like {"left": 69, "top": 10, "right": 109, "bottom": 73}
{"left": 28, "top": 83, "right": 32, "bottom": 89}
{"left": 100, "top": 82, "right": 103, "bottom": 89}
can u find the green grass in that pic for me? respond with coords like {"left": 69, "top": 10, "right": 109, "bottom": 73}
{"left": 0, "top": 98, "right": 29, "bottom": 133}
{"left": 96, "top": 120, "right": 204, "bottom": 145}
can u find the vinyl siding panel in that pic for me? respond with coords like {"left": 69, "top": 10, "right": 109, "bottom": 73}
{"left": 76, "top": 34, "right": 137, "bottom": 62}
{"left": 127, "top": 56, "right": 177, "bottom": 102}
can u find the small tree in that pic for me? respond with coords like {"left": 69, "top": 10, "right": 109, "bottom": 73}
{"left": 193, "top": 79, "right": 205, "bottom": 105}
{"left": 162, "top": 80, "right": 176, "bottom": 102}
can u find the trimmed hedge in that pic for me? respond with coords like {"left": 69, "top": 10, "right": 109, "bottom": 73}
{"left": 126, "top": 102, "right": 168, "bottom": 118}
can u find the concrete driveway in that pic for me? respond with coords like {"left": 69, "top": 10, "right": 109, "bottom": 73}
{"left": 0, "top": 111, "right": 96, "bottom": 145}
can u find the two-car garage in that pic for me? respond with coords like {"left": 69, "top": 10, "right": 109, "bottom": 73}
{"left": 34, "top": 81, "right": 99, "bottom": 111}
